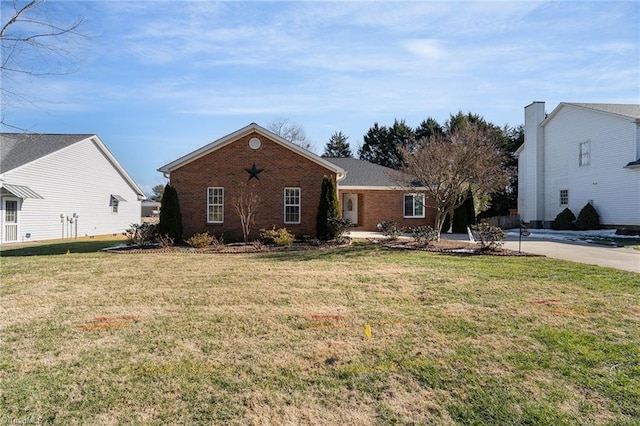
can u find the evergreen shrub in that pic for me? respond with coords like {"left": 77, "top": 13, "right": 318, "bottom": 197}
{"left": 575, "top": 203, "right": 601, "bottom": 230}
{"left": 552, "top": 208, "right": 576, "bottom": 230}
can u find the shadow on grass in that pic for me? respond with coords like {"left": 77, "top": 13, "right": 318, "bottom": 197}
{"left": 0, "top": 239, "right": 126, "bottom": 257}
{"left": 260, "top": 240, "right": 380, "bottom": 262}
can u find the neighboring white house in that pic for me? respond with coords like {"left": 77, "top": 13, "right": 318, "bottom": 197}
{"left": 0, "top": 134, "right": 145, "bottom": 244}
{"left": 517, "top": 102, "right": 640, "bottom": 228}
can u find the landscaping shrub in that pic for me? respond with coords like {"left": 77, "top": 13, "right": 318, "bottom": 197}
{"left": 576, "top": 203, "right": 601, "bottom": 230}
{"left": 185, "top": 232, "right": 218, "bottom": 248}
{"left": 377, "top": 221, "right": 402, "bottom": 240}
{"left": 259, "top": 227, "right": 295, "bottom": 246}
{"left": 158, "top": 184, "right": 183, "bottom": 242}
{"left": 316, "top": 175, "right": 340, "bottom": 239}
{"left": 327, "top": 217, "right": 354, "bottom": 243}
{"left": 125, "top": 223, "right": 158, "bottom": 246}
{"left": 405, "top": 225, "right": 438, "bottom": 245}
{"left": 552, "top": 208, "right": 576, "bottom": 230}
{"left": 471, "top": 222, "right": 506, "bottom": 251}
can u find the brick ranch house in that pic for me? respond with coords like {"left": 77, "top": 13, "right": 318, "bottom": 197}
{"left": 158, "top": 123, "right": 435, "bottom": 240}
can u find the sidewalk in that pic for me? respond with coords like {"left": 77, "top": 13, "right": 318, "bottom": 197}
{"left": 350, "top": 231, "right": 640, "bottom": 273}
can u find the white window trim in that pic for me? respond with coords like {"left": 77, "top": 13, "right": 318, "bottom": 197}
{"left": 207, "top": 187, "right": 224, "bottom": 223}
{"left": 284, "top": 187, "right": 301, "bottom": 224}
{"left": 110, "top": 198, "right": 119, "bottom": 214}
{"left": 579, "top": 141, "right": 590, "bottom": 167}
{"left": 559, "top": 189, "right": 569, "bottom": 207}
{"left": 404, "top": 193, "right": 426, "bottom": 218}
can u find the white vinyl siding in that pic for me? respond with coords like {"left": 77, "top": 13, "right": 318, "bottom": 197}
{"left": 403, "top": 193, "right": 425, "bottom": 218}
{"left": 207, "top": 187, "right": 224, "bottom": 223}
{"left": 0, "top": 137, "right": 141, "bottom": 242}
{"left": 284, "top": 188, "right": 301, "bottom": 224}
{"left": 542, "top": 106, "right": 640, "bottom": 226}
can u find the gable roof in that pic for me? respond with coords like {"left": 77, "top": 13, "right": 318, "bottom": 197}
{"left": 158, "top": 123, "right": 346, "bottom": 176}
{"left": 327, "top": 157, "right": 417, "bottom": 189}
{"left": 0, "top": 133, "right": 145, "bottom": 198}
{"left": 0, "top": 133, "right": 94, "bottom": 173}
{"left": 543, "top": 103, "right": 640, "bottom": 125}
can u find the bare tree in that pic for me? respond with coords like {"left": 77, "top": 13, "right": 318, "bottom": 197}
{"left": 233, "top": 186, "right": 260, "bottom": 243}
{"left": 1, "top": 0, "right": 84, "bottom": 126}
{"left": 268, "top": 118, "right": 312, "bottom": 151}
{"left": 399, "top": 124, "right": 510, "bottom": 241}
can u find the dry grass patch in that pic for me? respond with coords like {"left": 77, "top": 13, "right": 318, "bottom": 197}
{"left": 1, "top": 240, "right": 638, "bottom": 424}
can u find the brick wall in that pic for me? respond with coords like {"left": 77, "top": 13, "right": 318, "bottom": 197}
{"left": 338, "top": 190, "right": 436, "bottom": 231}
{"left": 170, "top": 132, "right": 336, "bottom": 241}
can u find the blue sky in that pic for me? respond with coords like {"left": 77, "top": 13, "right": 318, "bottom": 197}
{"left": 2, "top": 1, "right": 638, "bottom": 195}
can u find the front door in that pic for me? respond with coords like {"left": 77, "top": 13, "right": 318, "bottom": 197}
{"left": 3, "top": 199, "right": 18, "bottom": 243}
{"left": 343, "top": 194, "right": 358, "bottom": 225}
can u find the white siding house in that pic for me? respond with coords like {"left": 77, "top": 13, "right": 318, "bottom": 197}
{"left": 0, "top": 134, "right": 145, "bottom": 244}
{"left": 517, "top": 102, "right": 640, "bottom": 228}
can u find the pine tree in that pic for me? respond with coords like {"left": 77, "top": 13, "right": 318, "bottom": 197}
{"left": 322, "top": 131, "right": 352, "bottom": 157}
{"left": 158, "top": 184, "right": 183, "bottom": 242}
{"left": 316, "top": 176, "right": 340, "bottom": 239}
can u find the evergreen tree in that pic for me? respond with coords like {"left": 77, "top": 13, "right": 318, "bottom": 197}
{"left": 415, "top": 117, "right": 444, "bottom": 142}
{"left": 323, "top": 131, "right": 352, "bottom": 157}
{"left": 358, "top": 120, "right": 414, "bottom": 170}
{"left": 158, "top": 184, "right": 183, "bottom": 242}
{"left": 316, "top": 176, "right": 340, "bottom": 239}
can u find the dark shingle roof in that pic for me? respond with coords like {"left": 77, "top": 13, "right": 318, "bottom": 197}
{"left": 0, "top": 133, "right": 94, "bottom": 173}
{"left": 566, "top": 103, "right": 640, "bottom": 119}
{"left": 325, "top": 157, "right": 409, "bottom": 187}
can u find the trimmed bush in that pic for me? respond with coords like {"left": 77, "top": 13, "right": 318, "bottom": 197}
{"left": 471, "top": 222, "right": 506, "bottom": 251}
{"left": 405, "top": 225, "right": 438, "bottom": 245}
{"left": 125, "top": 223, "right": 157, "bottom": 246}
{"left": 259, "top": 227, "right": 295, "bottom": 246}
{"left": 158, "top": 184, "right": 183, "bottom": 242}
{"left": 185, "top": 232, "right": 217, "bottom": 248}
{"left": 552, "top": 208, "right": 576, "bottom": 230}
{"left": 377, "top": 221, "right": 402, "bottom": 240}
{"left": 327, "top": 217, "right": 354, "bottom": 243}
{"left": 576, "top": 203, "right": 601, "bottom": 230}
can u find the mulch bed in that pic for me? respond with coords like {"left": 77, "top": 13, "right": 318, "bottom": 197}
{"left": 374, "top": 238, "right": 543, "bottom": 257}
{"left": 103, "top": 238, "right": 542, "bottom": 257}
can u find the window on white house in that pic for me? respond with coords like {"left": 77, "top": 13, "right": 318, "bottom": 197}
{"left": 284, "top": 188, "right": 301, "bottom": 224}
{"left": 559, "top": 189, "right": 569, "bottom": 206}
{"left": 207, "top": 187, "right": 224, "bottom": 223}
{"left": 579, "top": 141, "right": 590, "bottom": 166}
{"left": 110, "top": 195, "right": 126, "bottom": 214}
{"left": 404, "top": 193, "right": 425, "bottom": 218}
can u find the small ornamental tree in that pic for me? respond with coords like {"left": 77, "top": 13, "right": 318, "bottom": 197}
{"left": 316, "top": 175, "right": 340, "bottom": 239}
{"left": 158, "top": 184, "right": 182, "bottom": 242}
{"left": 576, "top": 203, "right": 601, "bottom": 230}
{"left": 552, "top": 208, "right": 576, "bottom": 230}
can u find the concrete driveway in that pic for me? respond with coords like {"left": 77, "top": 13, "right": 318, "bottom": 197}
{"left": 350, "top": 231, "right": 640, "bottom": 273}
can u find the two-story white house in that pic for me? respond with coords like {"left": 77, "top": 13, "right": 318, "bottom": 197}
{"left": 517, "top": 102, "right": 640, "bottom": 229}
{"left": 0, "top": 134, "right": 145, "bottom": 244}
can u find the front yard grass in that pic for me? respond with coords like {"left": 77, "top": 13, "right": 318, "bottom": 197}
{"left": 1, "top": 240, "right": 638, "bottom": 424}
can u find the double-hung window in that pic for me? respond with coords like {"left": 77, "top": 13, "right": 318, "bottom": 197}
{"left": 284, "top": 188, "right": 301, "bottom": 224}
{"left": 559, "top": 189, "right": 569, "bottom": 206}
{"left": 579, "top": 141, "right": 590, "bottom": 166}
{"left": 207, "top": 187, "right": 224, "bottom": 223}
{"left": 404, "top": 193, "right": 425, "bottom": 218}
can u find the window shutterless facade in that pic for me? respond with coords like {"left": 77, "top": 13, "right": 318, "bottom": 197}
{"left": 207, "top": 187, "right": 224, "bottom": 223}
{"left": 579, "top": 141, "right": 590, "bottom": 166}
{"left": 559, "top": 189, "right": 569, "bottom": 206}
{"left": 404, "top": 193, "right": 425, "bottom": 218}
{"left": 284, "top": 188, "right": 301, "bottom": 224}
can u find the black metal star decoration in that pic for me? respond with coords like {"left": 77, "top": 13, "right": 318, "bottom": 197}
{"left": 244, "top": 163, "right": 264, "bottom": 180}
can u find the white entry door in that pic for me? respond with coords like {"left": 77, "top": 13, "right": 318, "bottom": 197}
{"left": 343, "top": 194, "right": 358, "bottom": 225}
{"left": 4, "top": 199, "right": 19, "bottom": 243}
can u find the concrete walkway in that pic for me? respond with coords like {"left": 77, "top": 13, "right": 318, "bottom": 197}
{"left": 350, "top": 231, "right": 640, "bottom": 273}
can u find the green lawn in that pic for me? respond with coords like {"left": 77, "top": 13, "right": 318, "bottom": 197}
{"left": 1, "top": 240, "right": 638, "bottom": 425}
